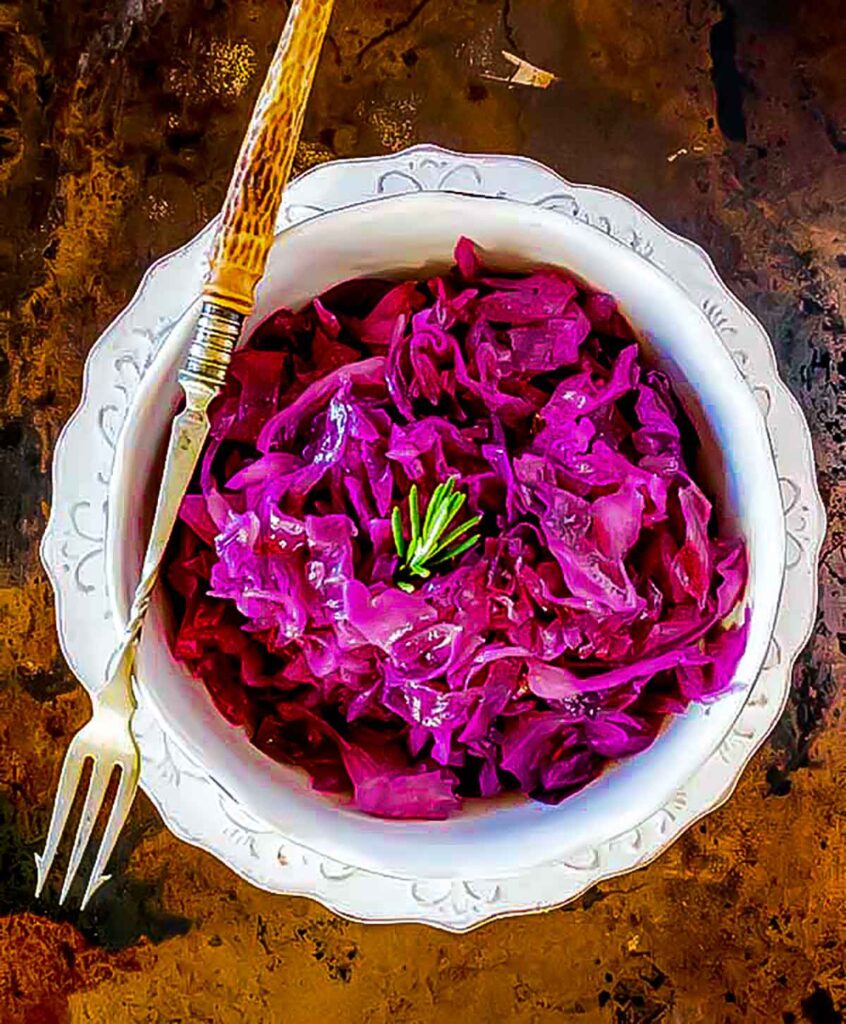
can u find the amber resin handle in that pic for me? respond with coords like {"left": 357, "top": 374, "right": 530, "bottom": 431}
{"left": 203, "top": 0, "right": 335, "bottom": 315}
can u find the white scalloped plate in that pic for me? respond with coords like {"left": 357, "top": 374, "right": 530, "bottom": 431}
{"left": 41, "top": 145, "right": 825, "bottom": 931}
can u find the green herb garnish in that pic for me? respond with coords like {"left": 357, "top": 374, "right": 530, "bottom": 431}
{"left": 392, "top": 477, "right": 482, "bottom": 592}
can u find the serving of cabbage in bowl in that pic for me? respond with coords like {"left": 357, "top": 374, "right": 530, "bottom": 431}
{"left": 164, "top": 237, "right": 748, "bottom": 822}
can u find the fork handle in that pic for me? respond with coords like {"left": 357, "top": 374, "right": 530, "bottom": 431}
{"left": 105, "top": 1, "right": 336, "bottom": 681}
{"left": 203, "top": 0, "right": 335, "bottom": 315}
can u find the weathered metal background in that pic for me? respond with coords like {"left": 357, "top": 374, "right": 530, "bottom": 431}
{"left": 1, "top": 1, "right": 844, "bottom": 1021}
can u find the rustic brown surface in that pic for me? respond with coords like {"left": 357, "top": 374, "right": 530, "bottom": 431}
{"left": 1, "top": 1, "right": 844, "bottom": 1022}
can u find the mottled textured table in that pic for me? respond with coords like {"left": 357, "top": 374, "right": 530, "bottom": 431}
{"left": 1, "top": 1, "right": 844, "bottom": 1021}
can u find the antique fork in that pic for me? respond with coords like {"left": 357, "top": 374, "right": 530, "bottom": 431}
{"left": 35, "top": 0, "right": 335, "bottom": 910}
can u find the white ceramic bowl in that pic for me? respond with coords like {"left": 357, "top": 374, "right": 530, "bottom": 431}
{"left": 109, "top": 190, "right": 782, "bottom": 878}
{"left": 44, "top": 146, "right": 824, "bottom": 929}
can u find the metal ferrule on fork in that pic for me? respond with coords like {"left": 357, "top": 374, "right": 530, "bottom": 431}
{"left": 179, "top": 300, "right": 243, "bottom": 389}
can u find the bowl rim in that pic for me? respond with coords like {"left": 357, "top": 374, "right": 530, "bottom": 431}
{"left": 108, "top": 189, "right": 784, "bottom": 880}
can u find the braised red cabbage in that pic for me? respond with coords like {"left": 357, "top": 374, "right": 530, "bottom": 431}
{"left": 166, "top": 238, "right": 748, "bottom": 819}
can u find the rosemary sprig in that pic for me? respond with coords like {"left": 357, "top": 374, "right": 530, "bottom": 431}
{"left": 392, "top": 476, "right": 482, "bottom": 592}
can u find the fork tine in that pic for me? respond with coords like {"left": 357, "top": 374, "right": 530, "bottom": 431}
{"left": 34, "top": 746, "right": 87, "bottom": 900}
{"left": 58, "top": 759, "right": 115, "bottom": 905}
{"left": 79, "top": 760, "right": 138, "bottom": 912}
